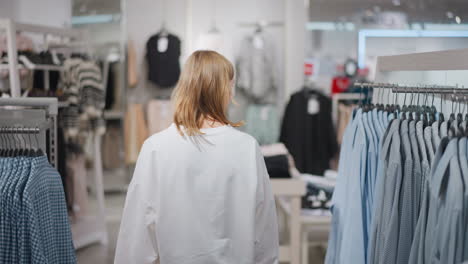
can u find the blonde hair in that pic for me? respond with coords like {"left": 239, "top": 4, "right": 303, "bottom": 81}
{"left": 173, "top": 50, "right": 242, "bottom": 136}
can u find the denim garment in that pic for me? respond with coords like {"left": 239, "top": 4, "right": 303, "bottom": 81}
{"left": 325, "top": 110, "right": 359, "bottom": 264}
{"left": 368, "top": 118, "right": 399, "bottom": 264}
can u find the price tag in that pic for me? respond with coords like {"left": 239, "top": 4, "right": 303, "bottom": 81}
{"left": 307, "top": 98, "right": 320, "bottom": 115}
{"left": 158, "top": 37, "right": 168, "bottom": 52}
{"left": 253, "top": 35, "right": 264, "bottom": 49}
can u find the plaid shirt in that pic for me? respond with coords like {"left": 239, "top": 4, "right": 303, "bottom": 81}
{"left": 0, "top": 156, "right": 76, "bottom": 263}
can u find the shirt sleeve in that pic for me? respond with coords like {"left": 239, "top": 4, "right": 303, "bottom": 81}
{"left": 254, "top": 144, "right": 280, "bottom": 264}
{"left": 114, "top": 141, "right": 159, "bottom": 264}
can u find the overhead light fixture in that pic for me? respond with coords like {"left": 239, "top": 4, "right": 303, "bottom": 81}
{"left": 455, "top": 16, "right": 462, "bottom": 24}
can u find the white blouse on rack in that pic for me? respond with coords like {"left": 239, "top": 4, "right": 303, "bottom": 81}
{"left": 114, "top": 124, "right": 279, "bottom": 264}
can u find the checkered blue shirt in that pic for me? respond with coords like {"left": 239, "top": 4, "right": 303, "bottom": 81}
{"left": 0, "top": 156, "right": 76, "bottom": 263}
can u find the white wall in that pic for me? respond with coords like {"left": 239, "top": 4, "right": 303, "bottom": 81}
{"left": 0, "top": 1, "right": 15, "bottom": 19}
{"left": 125, "top": 0, "right": 307, "bottom": 106}
{"left": 0, "top": 0, "right": 71, "bottom": 27}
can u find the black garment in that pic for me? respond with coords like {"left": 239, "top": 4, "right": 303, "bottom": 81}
{"left": 146, "top": 33, "right": 181, "bottom": 88}
{"left": 264, "top": 155, "right": 291, "bottom": 178}
{"left": 280, "top": 88, "right": 337, "bottom": 175}
{"left": 33, "top": 70, "right": 60, "bottom": 92}
{"left": 105, "top": 61, "right": 116, "bottom": 110}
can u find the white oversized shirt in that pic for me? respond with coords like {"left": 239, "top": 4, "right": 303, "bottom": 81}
{"left": 114, "top": 124, "right": 279, "bottom": 264}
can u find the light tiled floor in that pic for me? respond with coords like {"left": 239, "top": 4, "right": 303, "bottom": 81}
{"left": 75, "top": 193, "right": 327, "bottom": 264}
{"left": 76, "top": 193, "right": 126, "bottom": 264}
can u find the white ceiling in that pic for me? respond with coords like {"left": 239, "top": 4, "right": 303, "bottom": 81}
{"left": 309, "top": 0, "right": 468, "bottom": 23}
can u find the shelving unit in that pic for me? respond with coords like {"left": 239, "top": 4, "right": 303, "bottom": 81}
{"left": 0, "top": 17, "right": 108, "bottom": 250}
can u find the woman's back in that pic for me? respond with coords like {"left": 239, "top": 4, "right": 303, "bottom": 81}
{"left": 115, "top": 124, "right": 278, "bottom": 264}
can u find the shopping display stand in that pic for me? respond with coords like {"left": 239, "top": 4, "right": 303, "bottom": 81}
{"left": 0, "top": 17, "right": 108, "bottom": 249}
{"left": 270, "top": 179, "right": 306, "bottom": 264}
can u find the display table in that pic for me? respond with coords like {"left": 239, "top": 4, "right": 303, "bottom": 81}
{"left": 271, "top": 179, "right": 306, "bottom": 264}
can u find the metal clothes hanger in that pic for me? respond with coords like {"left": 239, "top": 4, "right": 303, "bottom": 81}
{"left": 401, "top": 89, "right": 408, "bottom": 120}
{"left": 34, "top": 127, "right": 44, "bottom": 156}
{"left": 457, "top": 87, "right": 464, "bottom": 124}
{"left": 0, "top": 127, "right": 5, "bottom": 157}
{"left": 449, "top": 91, "right": 456, "bottom": 124}
{"left": 464, "top": 93, "right": 468, "bottom": 122}
{"left": 439, "top": 93, "right": 445, "bottom": 122}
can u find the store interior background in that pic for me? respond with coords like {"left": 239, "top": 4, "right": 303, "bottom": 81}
{"left": 1, "top": 0, "right": 468, "bottom": 263}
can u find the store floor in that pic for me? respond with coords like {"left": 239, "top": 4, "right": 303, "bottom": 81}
{"left": 75, "top": 193, "right": 326, "bottom": 264}
{"left": 76, "top": 192, "right": 125, "bottom": 264}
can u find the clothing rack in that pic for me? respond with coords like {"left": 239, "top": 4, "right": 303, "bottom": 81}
{"left": 0, "top": 97, "right": 58, "bottom": 167}
{"left": 0, "top": 18, "right": 88, "bottom": 96}
{"left": 354, "top": 82, "right": 468, "bottom": 94}
{"left": 0, "top": 18, "right": 108, "bottom": 250}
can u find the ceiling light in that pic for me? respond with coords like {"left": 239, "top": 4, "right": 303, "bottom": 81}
{"left": 455, "top": 16, "right": 462, "bottom": 24}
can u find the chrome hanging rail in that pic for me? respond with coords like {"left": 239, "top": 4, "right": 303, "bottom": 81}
{"left": 354, "top": 82, "right": 468, "bottom": 94}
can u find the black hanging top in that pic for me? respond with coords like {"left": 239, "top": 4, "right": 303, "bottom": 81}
{"left": 280, "top": 89, "right": 338, "bottom": 175}
{"left": 146, "top": 33, "right": 181, "bottom": 88}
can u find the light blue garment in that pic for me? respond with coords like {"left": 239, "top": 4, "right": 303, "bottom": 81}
{"left": 440, "top": 121, "right": 448, "bottom": 138}
{"left": 394, "top": 120, "right": 414, "bottom": 264}
{"left": 245, "top": 104, "right": 280, "bottom": 145}
{"left": 462, "top": 138, "right": 468, "bottom": 260}
{"left": 325, "top": 113, "right": 357, "bottom": 264}
{"left": 339, "top": 110, "right": 367, "bottom": 264}
{"left": 326, "top": 109, "right": 368, "bottom": 264}
{"left": 408, "top": 121, "right": 431, "bottom": 264}
{"left": 378, "top": 119, "right": 403, "bottom": 264}
{"left": 362, "top": 112, "right": 375, "bottom": 249}
{"left": 429, "top": 138, "right": 464, "bottom": 263}
{"left": 326, "top": 110, "right": 360, "bottom": 264}
{"left": 424, "top": 126, "right": 435, "bottom": 165}
{"left": 409, "top": 121, "right": 422, "bottom": 223}
{"left": 424, "top": 137, "right": 450, "bottom": 263}
{"left": 432, "top": 121, "right": 441, "bottom": 151}
{"left": 367, "top": 117, "right": 398, "bottom": 264}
